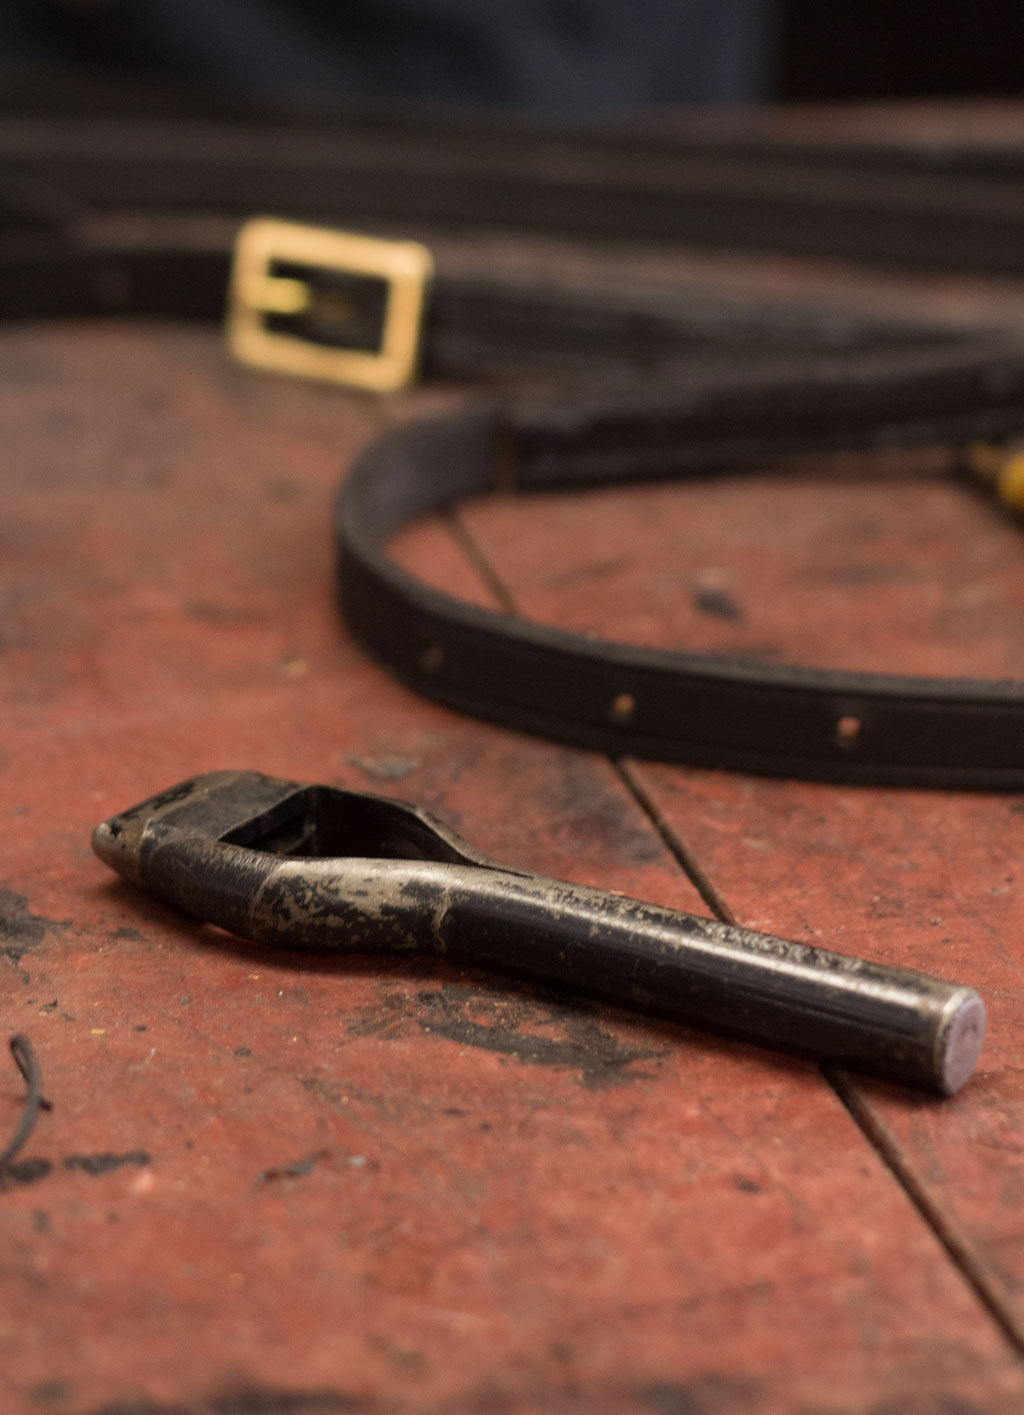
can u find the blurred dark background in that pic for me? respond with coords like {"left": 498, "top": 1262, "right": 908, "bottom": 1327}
{"left": 2, "top": 0, "right": 1024, "bottom": 118}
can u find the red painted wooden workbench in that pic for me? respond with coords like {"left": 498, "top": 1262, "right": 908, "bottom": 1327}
{"left": 4, "top": 144, "right": 1024, "bottom": 1413}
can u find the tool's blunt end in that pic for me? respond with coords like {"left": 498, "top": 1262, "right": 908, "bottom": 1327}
{"left": 939, "top": 988, "right": 986, "bottom": 1095}
{"left": 92, "top": 772, "right": 244, "bottom": 888}
{"left": 91, "top": 814, "right": 146, "bottom": 887}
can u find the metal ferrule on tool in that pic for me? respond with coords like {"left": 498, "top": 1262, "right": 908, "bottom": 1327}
{"left": 93, "top": 771, "right": 985, "bottom": 1096}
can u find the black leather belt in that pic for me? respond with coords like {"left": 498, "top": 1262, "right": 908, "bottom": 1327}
{"left": 6, "top": 100, "right": 1024, "bottom": 787}
{"left": 337, "top": 353, "right": 1024, "bottom": 790}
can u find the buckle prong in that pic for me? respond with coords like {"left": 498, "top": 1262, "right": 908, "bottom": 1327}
{"left": 244, "top": 274, "right": 312, "bottom": 317}
{"left": 227, "top": 218, "right": 433, "bottom": 393}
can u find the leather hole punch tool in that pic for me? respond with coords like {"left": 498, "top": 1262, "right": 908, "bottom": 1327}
{"left": 94, "top": 770, "right": 985, "bottom": 1096}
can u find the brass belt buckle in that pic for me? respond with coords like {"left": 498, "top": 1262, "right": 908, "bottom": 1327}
{"left": 226, "top": 217, "right": 433, "bottom": 392}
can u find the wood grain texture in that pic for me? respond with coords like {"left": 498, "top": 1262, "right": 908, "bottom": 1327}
{"left": 1, "top": 309, "right": 1023, "bottom": 1415}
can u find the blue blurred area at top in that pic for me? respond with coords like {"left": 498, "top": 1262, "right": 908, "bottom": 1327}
{"left": 1, "top": 0, "right": 780, "bottom": 117}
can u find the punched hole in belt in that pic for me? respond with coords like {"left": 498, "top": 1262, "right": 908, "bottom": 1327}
{"left": 418, "top": 644, "right": 444, "bottom": 673}
{"left": 834, "top": 713, "right": 863, "bottom": 748}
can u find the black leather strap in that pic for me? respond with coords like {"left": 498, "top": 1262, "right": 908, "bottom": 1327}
{"left": 336, "top": 364, "right": 1024, "bottom": 790}
{"left": 5, "top": 100, "right": 1024, "bottom": 786}
{"left": 11, "top": 102, "right": 1024, "bottom": 277}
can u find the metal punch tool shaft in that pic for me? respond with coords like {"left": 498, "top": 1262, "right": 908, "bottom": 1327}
{"left": 93, "top": 771, "right": 985, "bottom": 1094}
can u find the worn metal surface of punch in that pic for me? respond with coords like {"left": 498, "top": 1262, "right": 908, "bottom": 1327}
{"left": 94, "top": 771, "right": 985, "bottom": 1095}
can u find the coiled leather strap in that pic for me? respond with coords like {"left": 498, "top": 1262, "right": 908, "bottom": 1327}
{"left": 336, "top": 363, "right": 1024, "bottom": 789}
{"left": 5, "top": 99, "right": 1024, "bottom": 785}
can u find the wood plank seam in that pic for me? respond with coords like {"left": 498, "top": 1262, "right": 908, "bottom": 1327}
{"left": 828, "top": 1068, "right": 1024, "bottom": 1357}
{"left": 446, "top": 509, "right": 519, "bottom": 616}
{"left": 618, "top": 741, "right": 1024, "bottom": 1362}
{"left": 613, "top": 761, "right": 738, "bottom": 924}
{"left": 442, "top": 489, "right": 1024, "bottom": 1365}
{"left": 617, "top": 755, "right": 1024, "bottom": 1361}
